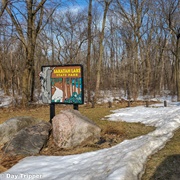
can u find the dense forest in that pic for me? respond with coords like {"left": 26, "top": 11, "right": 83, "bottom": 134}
{"left": 0, "top": 0, "right": 180, "bottom": 106}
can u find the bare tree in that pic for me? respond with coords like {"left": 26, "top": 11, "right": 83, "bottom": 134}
{"left": 4, "top": 0, "right": 59, "bottom": 106}
{"left": 86, "top": 0, "right": 93, "bottom": 103}
{"left": 51, "top": 9, "right": 87, "bottom": 64}
{"left": 1, "top": 0, "right": 179, "bottom": 105}
{"left": 157, "top": 0, "right": 180, "bottom": 100}
{"left": 114, "top": 0, "right": 149, "bottom": 99}
{"left": 93, "top": 0, "right": 113, "bottom": 106}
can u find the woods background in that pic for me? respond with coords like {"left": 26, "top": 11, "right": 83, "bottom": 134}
{"left": 0, "top": 0, "right": 180, "bottom": 106}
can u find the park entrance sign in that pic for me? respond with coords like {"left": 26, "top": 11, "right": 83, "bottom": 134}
{"left": 40, "top": 64, "right": 84, "bottom": 121}
{"left": 40, "top": 64, "right": 84, "bottom": 105}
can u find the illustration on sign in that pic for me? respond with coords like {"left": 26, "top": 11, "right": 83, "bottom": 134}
{"left": 40, "top": 65, "right": 84, "bottom": 104}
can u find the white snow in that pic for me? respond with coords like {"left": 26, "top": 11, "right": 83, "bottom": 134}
{"left": 0, "top": 102, "right": 180, "bottom": 180}
{"left": 0, "top": 92, "right": 13, "bottom": 107}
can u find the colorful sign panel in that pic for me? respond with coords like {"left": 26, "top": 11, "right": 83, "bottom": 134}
{"left": 40, "top": 65, "right": 84, "bottom": 104}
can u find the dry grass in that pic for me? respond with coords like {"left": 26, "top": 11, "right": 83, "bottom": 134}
{"left": 0, "top": 104, "right": 66, "bottom": 124}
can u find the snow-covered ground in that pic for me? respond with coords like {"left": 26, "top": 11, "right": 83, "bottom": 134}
{"left": 0, "top": 100, "right": 180, "bottom": 180}
{"left": 0, "top": 91, "right": 13, "bottom": 108}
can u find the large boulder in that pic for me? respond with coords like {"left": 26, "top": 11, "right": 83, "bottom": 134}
{"left": 0, "top": 116, "right": 43, "bottom": 146}
{"left": 3, "top": 121, "right": 51, "bottom": 155}
{"left": 52, "top": 109, "right": 101, "bottom": 148}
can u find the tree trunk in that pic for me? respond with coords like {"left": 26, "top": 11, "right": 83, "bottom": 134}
{"left": 94, "top": 1, "right": 111, "bottom": 106}
{"left": 0, "top": 56, "right": 10, "bottom": 95}
{"left": 86, "top": 0, "right": 92, "bottom": 103}
{"left": 22, "top": 39, "right": 36, "bottom": 106}
{"left": 176, "top": 35, "right": 180, "bottom": 101}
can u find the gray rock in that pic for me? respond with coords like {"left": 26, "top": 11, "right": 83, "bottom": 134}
{"left": 0, "top": 116, "right": 43, "bottom": 146}
{"left": 3, "top": 121, "right": 51, "bottom": 155}
{"left": 52, "top": 109, "right": 101, "bottom": 148}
